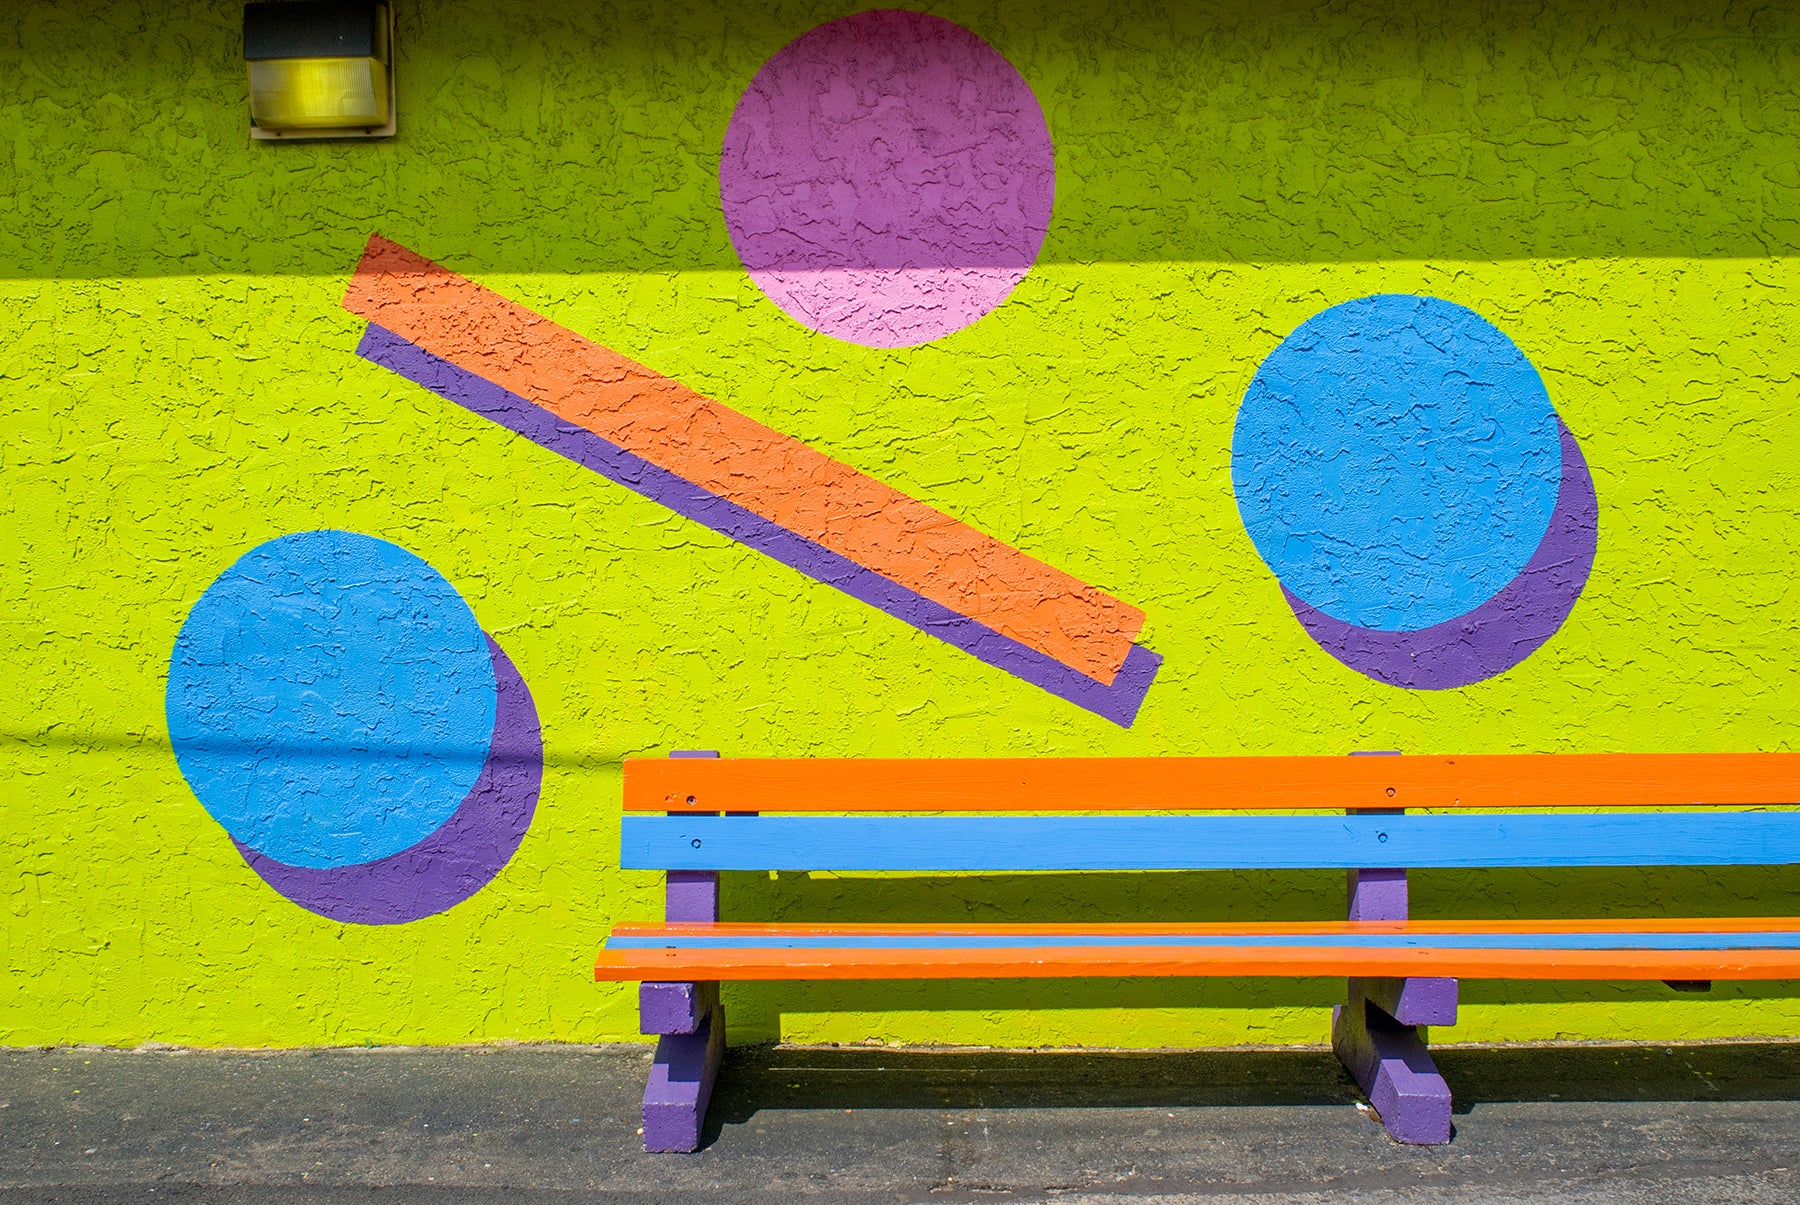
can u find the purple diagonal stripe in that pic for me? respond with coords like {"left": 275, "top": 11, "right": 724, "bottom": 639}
{"left": 355, "top": 323, "right": 1160, "bottom": 727}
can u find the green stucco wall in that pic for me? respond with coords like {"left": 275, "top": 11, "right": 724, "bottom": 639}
{"left": 5, "top": 0, "right": 1800, "bottom": 1049}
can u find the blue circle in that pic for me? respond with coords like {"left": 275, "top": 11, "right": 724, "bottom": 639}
{"left": 1231, "top": 294, "right": 1563, "bottom": 632}
{"left": 166, "top": 531, "right": 499, "bottom": 869}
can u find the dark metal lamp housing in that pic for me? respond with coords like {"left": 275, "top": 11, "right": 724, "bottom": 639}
{"left": 244, "top": 2, "right": 395, "bottom": 140}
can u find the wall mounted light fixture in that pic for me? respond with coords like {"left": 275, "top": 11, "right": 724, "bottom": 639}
{"left": 245, "top": 2, "right": 395, "bottom": 140}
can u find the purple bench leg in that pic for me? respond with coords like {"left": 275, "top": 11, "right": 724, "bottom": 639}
{"left": 642, "top": 991, "right": 727, "bottom": 1152}
{"left": 637, "top": 868, "right": 720, "bottom": 1152}
{"left": 1332, "top": 995, "right": 1452, "bottom": 1144}
{"left": 638, "top": 872, "right": 724, "bottom": 1152}
{"left": 1334, "top": 864, "right": 1455, "bottom": 1144}
{"left": 639, "top": 750, "right": 725, "bottom": 1153}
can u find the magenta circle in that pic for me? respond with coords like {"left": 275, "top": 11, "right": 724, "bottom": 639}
{"left": 720, "top": 9, "right": 1055, "bottom": 348}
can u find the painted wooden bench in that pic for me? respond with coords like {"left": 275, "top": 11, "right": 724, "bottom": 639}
{"left": 594, "top": 751, "right": 1800, "bottom": 1151}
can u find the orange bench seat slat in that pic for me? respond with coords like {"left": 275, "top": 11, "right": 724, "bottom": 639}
{"left": 596, "top": 944, "right": 1800, "bottom": 983}
{"left": 608, "top": 917, "right": 1800, "bottom": 939}
{"left": 594, "top": 919, "right": 1800, "bottom": 983}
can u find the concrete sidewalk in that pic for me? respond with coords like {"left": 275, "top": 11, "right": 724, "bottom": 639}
{"left": 3, "top": 1042, "right": 1799, "bottom": 1203}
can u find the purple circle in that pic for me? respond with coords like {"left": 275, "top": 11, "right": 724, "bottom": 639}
{"left": 237, "top": 636, "right": 542, "bottom": 924}
{"left": 720, "top": 9, "right": 1054, "bottom": 348}
{"left": 1285, "top": 422, "right": 1598, "bottom": 689}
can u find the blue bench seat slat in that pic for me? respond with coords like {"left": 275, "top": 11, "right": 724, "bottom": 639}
{"left": 606, "top": 930, "right": 1800, "bottom": 953}
{"left": 620, "top": 812, "right": 1800, "bottom": 871}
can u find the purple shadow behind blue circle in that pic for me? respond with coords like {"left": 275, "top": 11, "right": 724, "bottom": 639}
{"left": 1284, "top": 421, "right": 1598, "bottom": 690}
{"left": 237, "top": 635, "right": 542, "bottom": 924}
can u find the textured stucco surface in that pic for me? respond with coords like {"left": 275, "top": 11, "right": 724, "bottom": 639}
{"left": 4, "top": 0, "right": 1800, "bottom": 1050}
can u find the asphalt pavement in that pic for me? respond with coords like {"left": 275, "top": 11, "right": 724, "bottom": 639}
{"left": 4, "top": 1041, "right": 1800, "bottom": 1203}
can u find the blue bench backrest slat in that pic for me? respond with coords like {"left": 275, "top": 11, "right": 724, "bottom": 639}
{"left": 620, "top": 812, "right": 1800, "bottom": 872}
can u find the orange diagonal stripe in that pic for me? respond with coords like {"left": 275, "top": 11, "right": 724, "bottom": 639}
{"left": 343, "top": 235, "right": 1145, "bottom": 683}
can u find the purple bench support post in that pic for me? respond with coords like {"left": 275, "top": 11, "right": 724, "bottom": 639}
{"left": 642, "top": 995, "right": 726, "bottom": 1153}
{"left": 640, "top": 750, "right": 727, "bottom": 1153}
{"left": 1332, "top": 987, "right": 1452, "bottom": 1145}
{"left": 1332, "top": 753, "right": 1455, "bottom": 1145}
{"left": 1332, "top": 865, "right": 1455, "bottom": 1144}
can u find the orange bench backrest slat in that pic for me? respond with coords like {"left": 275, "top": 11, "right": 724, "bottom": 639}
{"left": 623, "top": 753, "right": 1800, "bottom": 814}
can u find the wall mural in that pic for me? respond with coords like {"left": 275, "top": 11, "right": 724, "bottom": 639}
{"left": 165, "top": 531, "right": 542, "bottom": 924}
{"left": 161, "top": 12, "right": 1599, "bottom": 927}
{"left": 1233, "top": 295, "right": 1598, "bottom": 689}
{"left": 20, "top": 0, "right": 1795, "bottom": 1058}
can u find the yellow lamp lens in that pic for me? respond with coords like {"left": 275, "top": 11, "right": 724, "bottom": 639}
{"left": 248, "top": 57, "right": 387, "bottom": 130}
